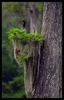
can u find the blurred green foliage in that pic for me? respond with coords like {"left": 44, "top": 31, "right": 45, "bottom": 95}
{"left": 35, "top": 2, "right": 44, "bottom": 12}
{"left": 2, "top": 2, "right": 26, "bottom": 98}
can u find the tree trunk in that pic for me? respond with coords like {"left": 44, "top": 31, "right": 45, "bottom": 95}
{"left": 33, "top": 2, "right": 62, "bottom": 98}
{"left": 23, "top": 3, "right": 40, "bottom": 98}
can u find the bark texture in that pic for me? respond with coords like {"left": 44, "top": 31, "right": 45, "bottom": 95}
{"left": 33, "top": 2, "right": 62, "bottom": 98}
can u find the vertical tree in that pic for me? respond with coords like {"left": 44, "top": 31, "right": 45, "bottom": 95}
{"left": 33, "top": 2, "right": 62, "bottom": 98}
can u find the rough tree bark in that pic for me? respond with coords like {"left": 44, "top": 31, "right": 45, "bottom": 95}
{"left": 32, "top": 2, "right": 62, "bottom": 98}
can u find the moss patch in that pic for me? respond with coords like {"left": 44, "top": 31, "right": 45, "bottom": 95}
{"left": 7, "top": 28, "right": 45, "bottom": 43}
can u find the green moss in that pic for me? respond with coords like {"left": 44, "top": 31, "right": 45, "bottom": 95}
{"left": 7, "top": 28, "right": 45, "bottom": 43}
